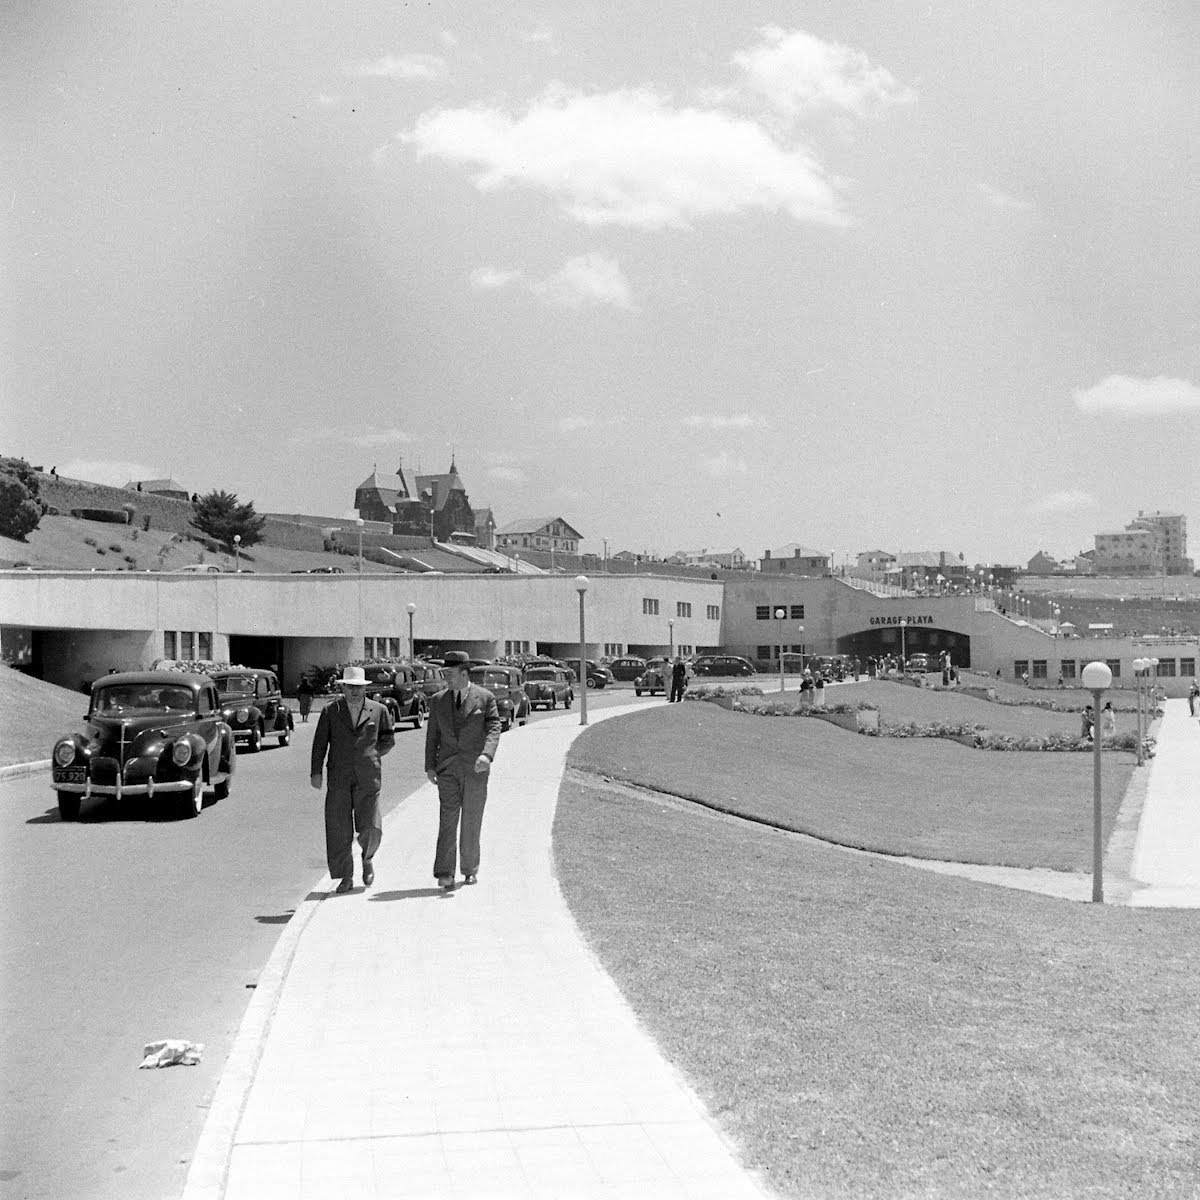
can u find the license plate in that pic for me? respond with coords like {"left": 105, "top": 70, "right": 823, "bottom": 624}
{"left": 54, "top": 766, "right": 87, "bottom": 783}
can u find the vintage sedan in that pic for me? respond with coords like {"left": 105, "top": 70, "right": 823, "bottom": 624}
{"left": 608, "top": 655, "right": 647, "bottom": 681}
{"left": 413, "top": 661, "right": 448, "bottom": 702}
{"left": 50, "top": 671, "right": 235, "bottom": 821}
{"left": 385, "top": 663, "right": 429, "bottom": 729}
{"left": 691, "top": 655, "right": 756, "bottom": 677}
{"left": 470, "top": 664, "right": 531, "bottom": 731}
{"left": 522, "top": 665, "right": 574, "bottom": 711}
{"left": 564, "top": 659, "right": 614, "bottom": 689}
{"left": 210, "top": 667, "right": 293, "bottom": 751}
{"left": 634, "top": 657, "right": 669, "bottom": 696}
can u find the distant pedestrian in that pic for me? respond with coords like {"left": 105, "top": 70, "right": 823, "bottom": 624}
{"left": 814, "top": 672, "right": 826, "bottom": 707}
{"left": 1101, "top": 702, "right": 1116, "bottom": 739}
{"left": 297, "top": 677, "right": 314, "bottom": 722}
{"left": 1080, "top": 705, "right": 1094, "bottom": 742}
{"left": 800, "top": 670, "right": 814, "bottom": 706}
{"left": 310, "top": 665, "right": 395, "bottom": 893}
{"left": 1189, "top": 680, "right": 1199, "bottom": 717}
{"left": 669, "top": 656, "right": 687, "bottom": 703}
{"left": 941, "top": 653, "right": 951, "bottom": 687}
{"left": 852, "top": 657, "right": 861, "bottom": 681}
{"left": 425, "top": 651, "right": 501, "bottom": 889}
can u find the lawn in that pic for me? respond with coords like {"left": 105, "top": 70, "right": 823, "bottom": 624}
{"left": 568, "top": 704, "right": 1136, "bottom": 870}
{"left": 0, "top": 669, "right": 89, "bottom": 766}
{"left": 553, "top": 777, "right": 1200, "bottom": 1200}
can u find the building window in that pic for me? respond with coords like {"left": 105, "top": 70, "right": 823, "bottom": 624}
{"left": 755, "top": 606, "right": 771, "bottom": 620}
{"left": 198, "top": 632, "right": 213, "bottom": 660}
{"left": 1032, "top": 660, "right": 1048, "bottom": 679}
{"left": 757, "top": 645, "right": 771, "bottom": 659}
{"left": 642, "top": 598, "right": 660, "bottom": 616}
{"left": 678, "top": 644, "right": 693, "bottom": 655}
{"left": 706, "top": 604, "right": 720, "bottom": 620}
{"left": 1156, "top": 659, "right": 1177, "bottom": 677}
{"left": 676, "top": 602, "right": 692, "bottom": 618}
{"left": 363, "top": 637, "right": 375, "bottom": 658}
{"left": 1181, "top": 659, "right": 1196, "bottom": 677}
{"left": 603, "top": 642, "right": 622, "bottom": 656}
{"left": 389, "top": 637, "right": 401, "bottom": 657}
{"left": 1014, "top": 660, "right": 1028, "bottom": 679}
{"left": 790, "top": 604, "right": 805, "bottom": 619}
{"left": 1105, "top": 659, "right": 1122, "bottom": 679}
{"left": 163, "top": 631, "right": 177, "bottom": 659}
{"left": 1061, "top": 660, "right": 1076, "bottom": 680}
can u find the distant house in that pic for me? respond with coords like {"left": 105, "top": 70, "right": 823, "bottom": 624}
{"left": 855, "top": 549, "right": 896, "bottom": 575}
{"left": 124, "top": 478, "right": 189, "bottom": 500}
{"left": 496, "top": 517, "right": 583, "bottom": 555}
{"left": 1026, "top": 550, "right": 1062, "bottom": 575}
{"left": 354, "top": 457, "right": 478, "bottom": 543}
{"left": 673, "top": 547, "right": 748, "bottom": 570}
{"left": 759, "top": 544, "right": 829, "bottom": 575}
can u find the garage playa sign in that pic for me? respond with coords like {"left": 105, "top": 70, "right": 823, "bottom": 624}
{"left": 869, "top": 614, "right": 935, "bottom": 626}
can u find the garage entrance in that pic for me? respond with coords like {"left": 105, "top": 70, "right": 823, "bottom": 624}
{"left": 837, "top": 626, "right": 971, "bottom": 667}
{"left": 228, "top": 635, "right": 285, "bottom": 672}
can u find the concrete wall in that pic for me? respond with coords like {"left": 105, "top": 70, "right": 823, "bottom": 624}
{"left": 37, "top": 628, "right": 158, "bottom": 691}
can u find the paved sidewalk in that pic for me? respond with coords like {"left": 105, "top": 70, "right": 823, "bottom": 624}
{"left": 185, "top": 702, "right": 775, "bottom": 1200}
{"left": 1129, "top": 698, "right": 1200, "bottom": 907}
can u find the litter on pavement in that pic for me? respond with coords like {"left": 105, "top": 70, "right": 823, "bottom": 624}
{"left": 139, "top": 1039, "right": 205, "bottom": 1068}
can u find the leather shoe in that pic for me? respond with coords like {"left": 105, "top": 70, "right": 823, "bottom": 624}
{"left": 363, "top": 861, "right": 375, "bottom": 887}
{"left": 464, "top": 873, "right": 478, "bottom": 885}
{"left": 335, "top": 876, "right": 353, "bottom": 894}
{"left": 437, "top": 876, "right": 454, "bottom": 889}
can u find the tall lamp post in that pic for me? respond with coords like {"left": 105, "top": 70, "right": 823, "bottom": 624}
{"left": 668, "top": 618, "right": 674, "bottom": 659}
{"left": 1081, "top": 660, "right": 1113, "bottom": 903}
{"left": 774, "top": 607, "right": 786, "bottom": 692}
{"left": 575, "top": 575, "right": 589, "bottom": 726}
{"left": 797, "top": 624, "right": 805, "bottom": 673}
{"left": 1132, "top": 657, "right": 1148, "bottom": 767}
{"left": 233, "top": 534, "right": 241, "bottom": 573}
{"left": 899, "top": 617, "right": 908, "bottom": 667}
{"left": 355, "top": 517, "right": 365, "bottom": 573}
{"left": 407, "top": 602, "right": 416, "bottom": 663}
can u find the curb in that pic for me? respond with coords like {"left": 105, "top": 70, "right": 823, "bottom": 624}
{"left": 0, "top": 759, "right": 51, "bottom": 780}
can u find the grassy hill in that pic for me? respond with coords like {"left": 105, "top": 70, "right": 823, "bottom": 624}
{"left": 0, "top": 668, "right": 89, "bottom": 767}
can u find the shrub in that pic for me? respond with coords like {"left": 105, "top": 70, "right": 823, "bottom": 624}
{"left": 83, "top": 536, "right": 97, "bottom": 547}
{"left": 0, "top": 473, "right": 43, "bottom": 541}
{"left": 142, "top": 514, "right": 151, "bottom": 532}
{"left": 95, "top": 547, "right": 106, "bottom": 555}
{"left": 123, "top": 554, "right": 136, "bottom": 565}
{"left": 108, "top": 542, "right": 123, "bottom": 553}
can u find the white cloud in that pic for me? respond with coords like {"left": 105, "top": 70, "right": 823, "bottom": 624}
{"left": 699, "top": 451, "right": 749, "bottom": 478}
{"left": 438, "top": 30, "right": 458, "bottom": 48}
{"left": 1073, "top": 375, "right": 1200, "bottom": 416}
{"left": 58, "top": 459, "right": 164, "bottom": 486}
{"left": 683, "top": 413, "right": 768, "bottom": 430}
{"left": 557, "top": 414, "right": 623, "bottom": 432}
{"left": 315, "top": 93, "right": 341, "bottom": 107}
{"left": 1028, "top": 490, "right": 1097, "bottom": 515}
{"left": 487, "top": 465, "right": 528, "bottom": 484}
{"left": 470, "top": 267, "right": 523, "bottom": 290}
{"left": 289, "top": 426, "right": 412, "bottom": 449}
{"left": 521, "top": 27, "right": 555, "bottom": 46}
{"left": 353, "top": 53, "right": 446, "bottom": 81}
{"left": 978, "top": 182, "right": 1035, "bottom": 213}
{"left": 556, "top": 487, "right": 585, "bottom": 502}
{"left": 403, "top": 86, "right": 847, "bottom": 230}
{"left": 732, "top": 26, "right": 915, "bottom": 120}
{"left": 532, "top": 253, "right": 633, "bottom": 309}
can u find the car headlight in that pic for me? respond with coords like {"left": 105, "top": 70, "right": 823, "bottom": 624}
{"left": 236, "top": 707, "right": 250, "bottom": 722}
{"left": 171, "top": 740, "right": 195, "bottom": 767}
{"left": 54, "top": 740, "right": 77, "bottom": 767}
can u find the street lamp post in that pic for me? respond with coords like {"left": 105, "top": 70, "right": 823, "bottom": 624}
{"left": 356, "top": 518, "right": 365, "bottom": 573}
{"left": 232, "top": 534, "right": 241, "bottom": 573}
{"left": 1081, "top": 660, "right": 1113, "bottom": 903}
{"left": 797, "top": 624, "right": 805, "bottom": 673}
{"left": 774, "top": 607, "right": 786, "bottom": 692}
{"left": 575, "top": 576, "right": 589, "bottom": 726}
{"left": 407, "top": 602, "right": 416, "bottom": 663}
{"left": 899, "top": 618, "right": 908, "bottom": 667}
{"left": 668, "top": 618, "right": 674, "bottom": 659}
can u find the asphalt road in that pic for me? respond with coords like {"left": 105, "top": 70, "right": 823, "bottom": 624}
{"left": 0, "top": 687, "right": 642, "bottom": 1200}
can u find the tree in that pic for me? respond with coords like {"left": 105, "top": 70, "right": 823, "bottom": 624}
{"left": 0, "top": 456, "right": 46, "bottom": 541}
{"left": 190, "top": 490, "right": 266, "bottom": 551}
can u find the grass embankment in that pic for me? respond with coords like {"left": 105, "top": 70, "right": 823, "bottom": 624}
{"left": 0, "top": 670, "right": 87, "bottom": 766}
{"left": 570, "top": 704, "right": 1134, "bottom": 870}
{"left": 553, "top": 777, "right": 1200, "bottom": 1200}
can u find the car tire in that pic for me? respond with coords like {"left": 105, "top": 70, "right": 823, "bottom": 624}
{"left": 501, "top": 714, "right": 512, "bottom": 732}
{"left": 411, "top": 703, "right": 424, "bottom": 729}
{"left": 277, "top": 726, "right": 290, "bottom": 747}
{"left": 57, "top": 791, "right": 81, "bottom": 822}
{"left": 635, "top": 687, "right": 642, "bottom": 696}
{"left": 247, "top": 723, "right": 263, "bottom": 753}
{"left": 587, "top": 678, "right": 597, "bottom": 689}
{"left": 549, "top": 697, "right": 556, "bottom": 710}
{"left": 213, "top": 738, "right": 234, "bottom": 799}
{"left": 179, "top": 774, "right": 203, "bottom": 819}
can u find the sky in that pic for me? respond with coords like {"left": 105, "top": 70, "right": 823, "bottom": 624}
{"left": 3, "top": 0, "right": 1198, "bottom": 566}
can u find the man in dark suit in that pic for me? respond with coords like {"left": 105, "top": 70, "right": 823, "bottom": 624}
{"left": 310, "top": 665, "right": 395, "bottom": 893}
{"left": 424, "top": 651, "right": 502, "bottom": 889}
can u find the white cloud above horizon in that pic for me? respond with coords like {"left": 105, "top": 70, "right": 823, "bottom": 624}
{"left": 1073, "top": 375, "right": 1200, "bottom": 416}
{"left": 730, "top": 26, "right": 915, "bottom": 120}
{"left": 977, "top": 182, "right": 1035, "bottom": 212}
{"left": 403, "top": 86, "right": 847, "bottom": 230}
{"left": 352, "top": 52, "right": 446, "bottom": 80}
{"left": 699, "top": 451, "right": 749, "bottom": 477}
{"left": 683, "top": 413, "right": 768, "bottom": 430}
{"left": 487, "top": 465, "right": 528, "bottom": 485}
{"left": 57, "top": 459, "right": 165, "bottom": 487}
{"left": 472, "top": 254, "right": 634, "bottom": 309}
{"left": 1028, "top": 489, "right": 1097, "bottom": 515}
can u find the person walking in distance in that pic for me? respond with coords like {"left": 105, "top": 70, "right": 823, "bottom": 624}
{"left": 669, "top": 656, "right": 687, "bottom": 703}
{"left": 1189, "top": 679, "right": 1199, "bottom": 718}
{"left": 425, "top": 651, "right": 501, "bottom": 889}
{"left": 310, "top": 665, "right": 395, "bottom": 894}
{"left": 297, "top": 676, "right": 314, "bottom": 723}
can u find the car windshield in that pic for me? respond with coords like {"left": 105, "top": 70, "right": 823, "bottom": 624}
{"left": 215, "top": 675, "right": 255, "bottom": 698}
{"left": 477, "top": 671, "right": 510, "bottom": 688}
{"left": 363, "top": 667, "right": 392, "bottom": 684}
{"left": 93, "top": 684, "right": 195, "bottom": 713}
{"left": 526, "top": 668, "right": 556, "bottom": 680}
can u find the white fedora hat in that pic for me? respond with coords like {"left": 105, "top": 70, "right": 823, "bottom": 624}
{"left": 339, "top": 665, "right": 367, "bottom": 685}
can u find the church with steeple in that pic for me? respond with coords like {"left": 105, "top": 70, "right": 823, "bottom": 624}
{"left": 354, "top": 456, "right": 479, "bottom": 543}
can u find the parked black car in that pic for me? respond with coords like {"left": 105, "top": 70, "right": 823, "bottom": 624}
{"left": 523, "top": 665, "right": 575, "bottom": 710}
{"left": 210, "top": 668, "right": 293, "bottom": 752}
{"left": 634, "top": 657, "right": 670, "bottom": 696}
{"left": 608, "top": 655, "right": 647, "bottom": 681}
{"left": 564, "top": 659, "right": 613, "bottom": 689}
{"left": 51, "top": 671, "right": 236, "bottom": 821}
{"left": 356, "top": 662, "right": 428, "bottom": 729}
{"left": 470, "top": 664, "right": 531, "bottom": 731}
{"left": 691, "top": 655, "right": 755, "bottom": 677}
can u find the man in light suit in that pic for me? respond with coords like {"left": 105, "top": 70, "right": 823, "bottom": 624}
{"left": 310, "top": 665, "right": 395, "bottom": 893}
{"left": 425, "top": 651, "right": 502, "bottom": 889}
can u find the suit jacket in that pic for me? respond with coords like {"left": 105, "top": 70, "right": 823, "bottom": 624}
{"left": 424, "top": 683, "right": 501, "bottom": 775}
{"left": 311, "top": 696, "right": 395, "bottom": 789}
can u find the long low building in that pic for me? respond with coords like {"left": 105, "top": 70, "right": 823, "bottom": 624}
{"left": 1, "top": 570, "right": 1196, "bottom": 696}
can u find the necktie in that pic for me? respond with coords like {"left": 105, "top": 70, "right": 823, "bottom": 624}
{"left": 455, "top": 691, "right": 463, "bottom": 710}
